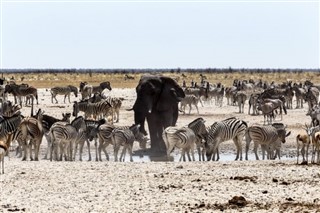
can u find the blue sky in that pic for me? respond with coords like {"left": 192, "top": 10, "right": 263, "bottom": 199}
{"left": 0, "top": 0, "right": 319, "bottom": 69}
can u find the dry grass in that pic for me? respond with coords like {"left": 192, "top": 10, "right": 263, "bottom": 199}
{"left": 2, "top": 71, "right": 320, "bottom": 88}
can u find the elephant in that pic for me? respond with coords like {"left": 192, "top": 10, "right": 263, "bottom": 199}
{"left": 132, "top": 75, "right": 185, "bottom": 154}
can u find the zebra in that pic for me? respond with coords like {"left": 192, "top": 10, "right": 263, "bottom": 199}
{"left": 0, "top": 111, "right": 23, "bottom": 149}
{"left": 103, "top": 96, "right": 124, "bottom": 123}
{"left": 111, "top": 124, "right": 147, "bottom": 162}
{"left": 233, "top": 91, "right": 247, "bottom": 113}
{"left": 162, "top": 117, "right": 207, "bottom": 161}
{"left": 40, "top": 113, "right": 72, "bottom": 160}
{"left": 18, "top": 109, "right": 44, "bottom": 161}
{"left": 50, "top": 85, "right": 78, "bottom": 104}
{"left": 72, "top": 99, "right": 113, "bottom": 120}
{"left": 49, "top": 116, "right": 86, "bottom": 161}
{"left": 245, "top": 123, "right": 291, "bottom": 160}
{"left": 97, "top": 123, "right": 115, "bottom": 161}
{"left": 304, "top": 87, "right": 320, "bottom": 113}
{"left": 257, "top": 101, "right": 277, "bottom": 125}
{"left": 248, "top": 93, "right": 260, "bottom": 115}
{"left": 292, "top": 84, "right": 305, "bottom": 109}
{"left": 180, "top": 94, "right": 201, "bottom": 115}
{"left": 4, "top": 83, "right": 38, "bottom": 106}
{"left": 92, "top": 81, "right": 112, "bottom": 94}
{"left": 205, "top": 117, "right": 247, "bottom": 161}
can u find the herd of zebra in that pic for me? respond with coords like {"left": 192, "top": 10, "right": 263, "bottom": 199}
{"left": 1, "top": 77, "right": 320, "bottom": 174}
{"left": 180, "top": 78, "right": 320, "bottom": 125}
{"left": 0, "top": 80, "right": 143, "bottom": 174}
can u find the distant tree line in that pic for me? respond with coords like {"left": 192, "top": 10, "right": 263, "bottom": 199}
{"left": 0, "top": 68, "right": 319, "bottom": 75}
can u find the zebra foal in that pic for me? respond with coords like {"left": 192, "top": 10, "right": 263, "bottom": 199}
{"left": 50, "top": 85, "right": 78, "bottom": 104}
{"left": 205, "top": 117, "right": 247, "bottom": 161}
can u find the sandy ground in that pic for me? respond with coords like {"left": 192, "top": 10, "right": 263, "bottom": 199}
{"left": 1, "top": 88, "right": 320, "bottom": 212}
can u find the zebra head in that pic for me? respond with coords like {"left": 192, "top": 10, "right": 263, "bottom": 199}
{"left": 68, "top": 85, "right": 78, "bottom": 98}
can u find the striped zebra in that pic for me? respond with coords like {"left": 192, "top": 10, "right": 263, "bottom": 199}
{"left": 93, "top": 81, "right": 112, "bottom": 94}
{"left": 97, "top": 123, "right": 115, "bottom": 161}
{"left": 233, "top": 91, "right": 247, "bottom": 113}
{"left": 0, "top": 111, "right": 23, "bottom": 148}
{"left": 40, "top": 113, "right": 72, "bottom": 160}
{"left": 245, "top": 123, "right": 291, "bottom": 160}
{"left": 50, "top": 85, "right": 78, "bottom": 104}
{"left": 103, "top": 96, "right": 124, "bottom": 123}
{"left": 79, "top": 82, "right": 93, "bottom": 100}
{"left": 79, "top": 81, "right": 112, "bottom": 100}
{"left": 72, "top": 100, "right": 113, "bottom": 120}
{"left": 18, "top": 109, "right": 44, "bottom": 161}
{"left": 111, "top": 124, "right": 147, "bottom": 162}
{"left": 162, "top": 117, "right": 207, "bottom": 161}
{"left": 205, "top": 117, "right": 247, "bottom": 161}
{"left": 4, "top": 83, "right": 38, "bottom": 106}
{"left": 180, "top": 95, "right": 201, "bottom": 115}
{"left": 292, "top": 85, "right": 305, "bottom": 109}
{"left": 49, "top": 116, "right": 86, "bottom": 161}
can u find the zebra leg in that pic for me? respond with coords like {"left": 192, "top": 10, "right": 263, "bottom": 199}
{"left": 128, "top": 145, "right": 133, "bottom": 162}
{"left": 185, "top": 149, "right": 191, "bottom": 161}
{"left": 120, "top": 146, "right": 126, "bottom": 162}
{"left": 306, "top": 143, "right": 309, "bottom": 163}
{"left": 114, "top": 145, "right": 120, "bottom": 162}
{"left": 87, "top": 139, "right": 92, "bottom": 161}
{"left": 22, "top": 141, "right": 28, "bottom": 161}
{"left": 102, "top": 145, "right": 110, "bottom": 161}
{"left": 300, "top": 145, "right": 304, "bottom": 163}
{"left": 245, "top": 135, "right": 251, "bottom": 160}
{"left": 78, "top": 140, "right": 86, "bottom": 161}
{"left": 188, "top": 104, "right": 192, "bottom": 114}
{"left": 34, "top": 139, "right": 41, "bottom": 161}
{"left": 54, "top": 95, "right": 58, "bottom": 104}
{"left": 115, "top": 110, "right": 120, "bottom": 123}
{"left": 253, "top": 142, "right": 260, "bottom": 160}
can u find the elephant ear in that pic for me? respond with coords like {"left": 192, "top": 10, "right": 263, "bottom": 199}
{"left": 156, "top": 77, "right": 185, "bottom": 111}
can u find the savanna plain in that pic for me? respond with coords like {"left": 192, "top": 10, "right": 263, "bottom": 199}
{"left": 1, "top": 71, "right": 320, "bottom": 213}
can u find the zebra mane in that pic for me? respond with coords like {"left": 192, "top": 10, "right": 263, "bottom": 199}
{"left": 71, "top": 116, "right": 86, "bottom": 131}
{"left": 188, "top": 117, "right": 205, "bottom": 128}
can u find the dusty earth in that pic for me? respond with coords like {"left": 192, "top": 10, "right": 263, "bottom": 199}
{"left": 1, "top": 88, "right": 320, "bottom": 213}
